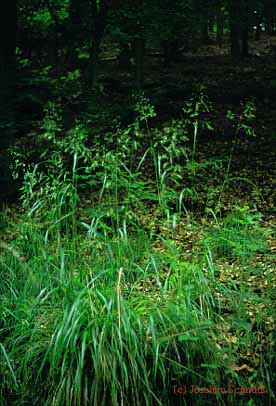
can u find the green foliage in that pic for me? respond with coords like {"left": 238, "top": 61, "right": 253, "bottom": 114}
{"left": 203, "top": 206, "right": 268, "bottom": 260}
{"left": 16, "top": 47, "right": 31, "bottom": 68}
{"left": 2, "top": 84, "right": 275, "bottom": 405}
{"left": 153, "top": 119, "right": 189, "bottom": 167}
{"left": 52, "top": 70, "right": 82, "bottom": 100}
{"left": 182, "top": 85, "right": 213, "bottom": 166}
{"left": 19, "top": 0, "right": 69, "bottom": 31}
{"left": 132, "top": 92, "right": 156, "bottom": 131}
{"left": 0, "top": 213, "right": 227, "bottom": 406}
{"left": 227, "top": 98, "right": 257, "bottom": 137}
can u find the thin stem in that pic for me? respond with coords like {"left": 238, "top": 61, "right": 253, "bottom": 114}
{"left": 217, "top": 139, "right": 235, "bottom": 210}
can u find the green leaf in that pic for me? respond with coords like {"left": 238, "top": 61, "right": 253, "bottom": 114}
{"left": 0, "top": 343, "right": 18, "bottom": 388}
{"left": 178, "top": 335, "right": 200, "bottom": 342}
{"left": 200, "top": 363, "right": 220, "bottom": 369}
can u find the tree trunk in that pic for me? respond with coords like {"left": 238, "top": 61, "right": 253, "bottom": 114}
{"left": 162, "top": 38, "right": 181, "bottom": 68}
{"left": 201, "top": 21, "right": 209, "bottom": 44}
{"left": 255, "top": 23, "right": 262, "bottom": 41}
{"left": 118, "top": 43, "right": 132, "bottom": 70}
{"left": 264, "top": 0, "right": 275, "bottom": 34}
{"left": 229, "top": 1, "right": 241, "bottom": 60}
{"left": 87, "top": 0, "right": 112, "bottom": 89}
{"left": 88, "top": 41, "right": 100, "bottom": 89}
{"left": 0, "top": 0, "right": 17, "bottom": 195}
{"left": 162, "top": 40, "right": 171, "bottom": 68}
{"left": 241, "top": 1, "right": 250, "bottom": 58}
{"left": 46, "top": 0, "right": 61, "bottom": 74}
{"left": 241, "top": 27, "right": 249, "bottom": 57}
{"left": 216, "top": 5, "right": 224, "bottom": 47}
{"left": 209, "top": 15, "right": 215, "bottom": 34}
{"left": 230, "top": 24, "right": 241, "bottom": 59}
{"left": 68, "top": 0, "right": 86, "bottom": 68}
{"left": 134, "top": 37, "right": 145, "bottom": 90}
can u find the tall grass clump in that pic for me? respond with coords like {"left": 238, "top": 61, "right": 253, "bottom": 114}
{"left": 202, "top": 206, "right": 268, "bottom": 261}
{"left": 0, "top": 158, "right": 226, "bottom": 405}
{"left": 1, "top": 249, "right": 228, "bottom": 405}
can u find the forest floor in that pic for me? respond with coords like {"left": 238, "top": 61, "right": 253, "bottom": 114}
{"left": 1, "top": 34, "right": 276, "bottom": 405}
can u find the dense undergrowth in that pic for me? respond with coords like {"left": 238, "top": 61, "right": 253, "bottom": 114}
{"left": 0, "top": 89, "right": 275, "bottom": 406}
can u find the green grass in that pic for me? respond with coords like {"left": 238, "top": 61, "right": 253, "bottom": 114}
{"left": 1, "top": 230, "right": 220, "bottom": 405}
{"left": 1, "top": 183, "right": 274, "bottom": 405}
{"left": 1, "top": 93, "right": 275, "bottom": 405}
{"left": 0, "top": 220, "right": 224, "bottom": 405}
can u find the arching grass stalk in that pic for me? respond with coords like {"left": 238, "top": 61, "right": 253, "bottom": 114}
{"left": 0, "top": 343, "right": 18, "bottom": 389}
{"left": 71, "top": 152, "right": 78, "bottom": 240}
{"left": 191, "top": 111, "right": 199, "bottom": 174}
{"left": 217, "top": 138, "right": 235, "bottom": 211}
{"left": 217, "top": 100, "right": 257, "bottom": 211}
{"left": 182, "top": 85, "right": 213, "bottom": 184}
